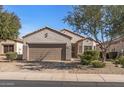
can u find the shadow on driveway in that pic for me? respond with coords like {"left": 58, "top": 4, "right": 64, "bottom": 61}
{"left": 16, "top": 61, "right": 80, "bottom": 71}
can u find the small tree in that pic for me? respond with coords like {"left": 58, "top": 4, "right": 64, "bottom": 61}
{"left": 0, "top": 6, "right": 21, "bottom": 41}
{"left": 64, "top": 5, "right": 124, "bottom": 62}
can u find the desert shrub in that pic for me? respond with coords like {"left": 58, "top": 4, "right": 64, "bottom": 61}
{"left": 118, "top": 56, "right": 124, "bottom": 68}
{"left": 6, "top": 52, "right": 17, "bottom": 61}
{"left": 110, "top": 59, "right": 119, "bottom": 67}
{"left": 121, "top": 61, "right": 124, "bottom": 68}
{"left": 79, "top": 50, "right": 100, "bottom": 65}
{"left": 91, "top": 60, "right": 106, "bottom": 68}
{"left": 84, "top": 50, "right": 100, "bottom": 60}
{"left": 79, "top": 55, "right": 91, "bottom": 65}
{"left": 114, "top": 59, "right": 120, "bottom": 64}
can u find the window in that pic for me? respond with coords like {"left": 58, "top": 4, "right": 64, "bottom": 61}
{"left": 3, "top": 45, "right": 14, "bottom": 53}
{"left": 84, "top": 46, "right": 92, "bottom": 51}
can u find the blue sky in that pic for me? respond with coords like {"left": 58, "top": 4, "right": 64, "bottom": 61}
{"left": 4, "top": 5, "right": 73, "bottom": 37}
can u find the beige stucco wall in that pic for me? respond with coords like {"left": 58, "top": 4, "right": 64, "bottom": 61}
{"left": 61, "top": 30, "right": 83, "bottom": 43}
{"left": 0, "top": 40, "right": 16, "bottom": 54}
{"left": 0, "top": 40, "right": 23, "bottom": 55}
{"left": 96, "top": 38, "right": 124, "bottom": 53}
{"left": 108, "top": 40, "right": 124, "bottom": 52}
{"left": 77, "top": 39, "right": 96, "bottom": 54}
{"left": 16, "top": 42, "right": 23, "bottom": 54}
{"left": 23, "top": 29, "right": 72, "bottom": 60}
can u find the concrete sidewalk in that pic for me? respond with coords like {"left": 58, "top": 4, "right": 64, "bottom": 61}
{"left": 0, "top": 72, "right": 124, "bottom": 83}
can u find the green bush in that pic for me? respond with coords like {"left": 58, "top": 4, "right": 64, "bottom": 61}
{"left": 121, "top": 62, "right": 124, "bottom": 68}
{"left": 91, "top": 60, "right": 106, "bottom": 68}
{"left": 118, "top": 56, "right": 124, "bottom": 67}
{"left": 79, "top": 55, "right": 91, "bottom": 65}
{"left": 114, "top": 59, "right": 120, "bottom": 65}
{"left": 79, "top": 54, "right": 94, "bottom": 65}
{"left": 6, "top": 52, "right": 17, "bottom": 61}
{"left": 79, "top": 50, "right": 100, "bottom": 65}
{"left": 84, "top": 50, "right": 100, "bottom": 60}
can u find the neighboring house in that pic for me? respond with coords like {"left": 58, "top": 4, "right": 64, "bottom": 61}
{"left": 107, "top": 36, "right": 124, "bottom": 54}
{"left": 23, "top": 27, "right": 72, "bottom": 61}
{"left": 61, "top": 29, "right": 97, "bottom": 57}
{"left": 0, "top": 38, "right": 23, "bottom": 55}
{"left": 23, "top": 27, "right": 97, "bottom": 61}
{"left": 95, "top": 36, "right": 124, "bottom": 58}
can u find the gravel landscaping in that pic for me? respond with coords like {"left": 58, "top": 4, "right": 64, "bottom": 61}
{"left": 0, "top": 61, "right": 124, "bottom": 74}
{"left": 70, "top": 62, "right": 124, "bottom": 74}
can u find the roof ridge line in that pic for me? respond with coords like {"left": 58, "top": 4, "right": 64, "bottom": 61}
{"left": 60, "top": 29, "right": 85, "bottom": 38}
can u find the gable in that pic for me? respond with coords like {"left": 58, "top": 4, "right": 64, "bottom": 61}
{"left": 61, "top": 29, "right": 84, "bottom": 43}
{"left": 23, "top": 27, "right": 71, "bottom": 43}
{"left": 77, "top": 38, "right": 96, "bottom": 46}
{"left": 23, "top": 27, "right": 71, "bottom": 39}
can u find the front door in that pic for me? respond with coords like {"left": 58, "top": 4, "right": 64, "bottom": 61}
{"left": 72, "top": 44, "right": 77, "bottom": 58}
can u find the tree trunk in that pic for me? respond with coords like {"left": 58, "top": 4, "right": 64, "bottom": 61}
{"left": 101, "top": 50, "right": 107, "bottom": 62}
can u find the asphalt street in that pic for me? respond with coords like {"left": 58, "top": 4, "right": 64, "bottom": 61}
{"left": 0, "top": 80, "right": 124, "bottom": 87}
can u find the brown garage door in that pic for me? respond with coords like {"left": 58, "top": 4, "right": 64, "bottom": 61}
{"left": 28, "top": 44, "right": 66, "bottom": 61}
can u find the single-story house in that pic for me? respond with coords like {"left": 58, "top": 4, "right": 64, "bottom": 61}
{"left": 107, "top": 36, "right": 124, "bottom": 54}
{"left": 96, "top": 36, "right": 124, "bottom": 53}
{"left": 95, "top": 36, "right": 124, "bottom": 59}
{"left": 23, "top": 27, "right": 72, "bottom": 61}
{"left": 23, "top": 27, "right": 97, "bottom": 61}
{"left": 0, "top": 38, "right": 23, "bottom": 55}
{"left": 61, "top": 29, "right": 97, "bottom": 57}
